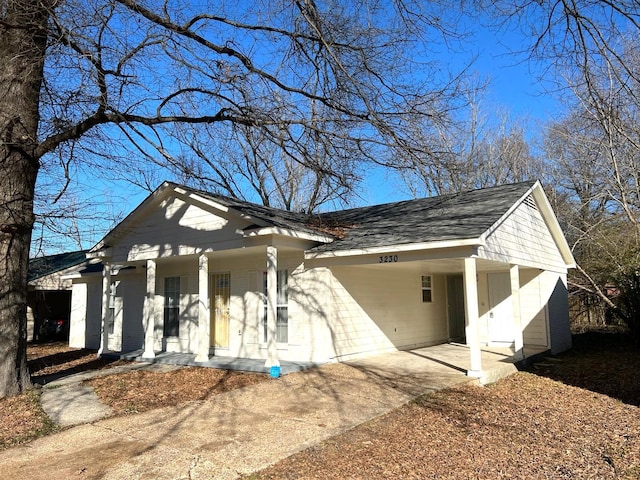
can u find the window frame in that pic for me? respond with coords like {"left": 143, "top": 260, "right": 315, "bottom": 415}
{"left": 107, "top": 280, "right": 118, "bottom": 335}
{"left": 421, "top": 274, "right": 433, "bottom": 303}
{"left": 163, "top": 276, "right": 181, "bottom": 337}
{"left": 262, "top": 269, "right": 289, "bottom": 344}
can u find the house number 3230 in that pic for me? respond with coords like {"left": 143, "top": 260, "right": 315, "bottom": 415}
{"left": 379, "top": 255, "right": 399, "bottom": 263}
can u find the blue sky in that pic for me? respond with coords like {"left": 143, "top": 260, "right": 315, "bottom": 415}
{"left": 36, "top": 7, "right": 562, "bottom": 254}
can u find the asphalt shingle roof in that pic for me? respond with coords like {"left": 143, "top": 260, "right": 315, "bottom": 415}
{"left": 182, "top": 181, "right": 536, "bottom": 253}
{"left": 307, "top": 181, "right": 537, "bottom": 253}
{"left": 28, "top": 250, "right": 88, "bottom": 282}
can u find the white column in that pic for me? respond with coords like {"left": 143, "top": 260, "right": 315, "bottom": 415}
{"left": 264, "top": 245, "right": 280, "bottom": 368}
{"left": 510, "top": 264, "right": 524, "bottom": 360}
{"left": 195, "top": 254, "right": 210, "bottom": 362}
{"left": 98, "top": 263, "right": 111, "bottom": 356}
{"left": 142, "top": 259, "right": 156, "bottom": 359}
{"left": 463, "top": 257, "right": 482, "bottom": 377}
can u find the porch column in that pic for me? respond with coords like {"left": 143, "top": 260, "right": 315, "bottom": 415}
{"left": 264, "top": 245, "right": 280, "bottom": 368}
{"left": 195, "top": 254, "right": 210, "bottom": 362}
{"left": 142, "top": 259, "right": 156, "bottom": 359}
{"left": 510, "top": 264, "right": 524, "bottom": 360}
{"left": 98, "top": 263, "right": 111, "bottom": 355}
{"left": 463, "top": 257, "right": 482, "bottom": 377}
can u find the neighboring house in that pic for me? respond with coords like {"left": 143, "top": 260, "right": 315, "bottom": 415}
{"left": 66, "top": 180, "right": 575, "bottom": 377}
{"left": 27, "top": 250, "right": 89, "bottom": 341}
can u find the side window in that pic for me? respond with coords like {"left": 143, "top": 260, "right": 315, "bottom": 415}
{"left": 163, "top": 277, "right": 180, "bottom": 337}
{"left": 107, "top": 281, "right": 118, "bottom": 334}
{"left": 263, "top": 270, "right": 289, "bottom": 343}
{"left": 421, "top": 275, "right": 433, "bottom": 303}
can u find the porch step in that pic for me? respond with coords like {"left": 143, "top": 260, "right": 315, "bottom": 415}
{"left": 478, "top": 362, "right": 518, "bottom": 386}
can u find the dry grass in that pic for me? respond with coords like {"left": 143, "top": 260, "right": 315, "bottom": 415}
{"left": 0, "top": 390, "right": 57, "bottom": 450}
{"left": 87, "top": 367, "right": 267, "bottom": 415}
{"left": 250, "top": 331, "right": 640, "bottom": 480}
{"left": 0, "top": 342, "right": 267, "bottom": 450}
{"left": 4, "top": 333, "right": 640, "bottom": 480}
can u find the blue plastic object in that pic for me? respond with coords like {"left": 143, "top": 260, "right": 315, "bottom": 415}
{"left": 269, "top": 365, "right": 281, "bottom": 378}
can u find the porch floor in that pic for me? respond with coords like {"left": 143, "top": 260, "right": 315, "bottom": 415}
{"left": 109, "top": 343, "right": 548, "bottom": 384}
{"left": 113, "top": 350, "right": 319, "bottom": 375}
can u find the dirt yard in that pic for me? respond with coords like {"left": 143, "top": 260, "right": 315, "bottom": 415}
{"left": 249, "top": 330, "right": 640, "bottom": 479}
{"left": 0, "top": 342, "right": 267, "bottom": 449}
{"left": 2, "top": 332, "right": 639, "bottom": 479}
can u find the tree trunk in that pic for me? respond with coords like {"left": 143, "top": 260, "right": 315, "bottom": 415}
{"left": 0, "top": 1, "right": 51, "bottom": 397}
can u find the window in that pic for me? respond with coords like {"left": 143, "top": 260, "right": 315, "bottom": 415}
{"left": 163, "top": 277, "right": 180, "bottom": 337}
{"left": 107, "top": 281, "right": 118, "bottom": 334}
{"left": 421, "top": 275, "right": 433, "bottom": 303}
{"left": 263, "top": 270, "right": 288, "bottom": 343}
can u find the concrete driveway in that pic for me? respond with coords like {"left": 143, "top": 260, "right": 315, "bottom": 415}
{"left": 2, "top": 344, "right": 524, "bottom": 480}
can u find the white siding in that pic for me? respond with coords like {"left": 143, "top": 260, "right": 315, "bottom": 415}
{"left": 69, "top": 279, "right": 102, "bottom": 349}
{"left": 519, "top": 269, "right": 549, "bottom": 347}
{"left": 119, "top": 274, "right": 146, "bottom": 352}
{"left": 479, "top": 199, "right": 567, "bottom": 272}
{"left": 327, "top": 266, "right": 448, "bottom": 360}
{"left": 548, "top": 273, "right": 572, "bottom": 353}
{"left": 69, "top": 282, "right": 88, "bottom": 349}
{"left": 109, "top": 195, "right": 250, "bottom": 263}
{"left": 209, "top": 251, "right": 331, "bottom": 363}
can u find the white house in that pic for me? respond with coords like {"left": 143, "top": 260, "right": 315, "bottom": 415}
{"left": 67, "top": 180, "right": 575, "bottom": 378}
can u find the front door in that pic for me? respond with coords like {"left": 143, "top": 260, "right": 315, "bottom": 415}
{"left": 446, "top": 274, "right": 466, "bottom": 342}
{"left": 211, "top": 273, "right": 230, "bottom": 349}
{"left": 487, "top": 272, "right": 514, "bottom": 343}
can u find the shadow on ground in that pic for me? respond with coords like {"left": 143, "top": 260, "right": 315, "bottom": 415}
{"left": 527, "top": 329, "right": 639, "bottom": 406}
{"left": 28, "top": 344, "right": 120, "bottom": 385}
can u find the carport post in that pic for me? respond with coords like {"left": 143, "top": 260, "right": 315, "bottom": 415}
{"left": 463, "top": 257, "right": 483, "bottom": 377}
{"left": 264, "top": 245, "right": 280, "bottom": 368}
{"left": 98, "top": 263, "right": 111, "bottom": 356}
{"left": 142, "top": 259, "right": 156, "bottom": 359}
{"left": 195, "top": 254, "right": 210, "bottom": 362}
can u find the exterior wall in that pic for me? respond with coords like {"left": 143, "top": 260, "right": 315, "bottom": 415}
{"left": 477, "top": 272, "right": 490, "bottom": 344}
{"left": 479, "top": 200, "right": 568, "bottom": 273}
{"left": 327, "top": 266, "right": 448, "bottom": 360}
{"left": 519, "top": 268, "right": 550, "bottom": 347}
{"left": 69, "top": 279, "right": 102, "bottom": 349}
{"left": 109, "top": 195, "right": 251, "bottom": 263}
{"left": 154, "top": 259, "right": 200, "bottom": 353}
{"left": 548, "top": 273, "right": 572, "bottom": 354}
{"left": 478, "top": 267, "right": 567, "bottom": 351}
{"left": 118, "top": 274, "right": 146, "bottom": 352}
{"left": 206, "top": 251, "right": 332, "bottom": 363}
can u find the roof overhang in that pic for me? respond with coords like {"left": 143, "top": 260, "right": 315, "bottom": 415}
{"left": 529, "top": 183, "right": 576, "bottom": 268}
{"left": 304, "top": 237, "right": 485, "bottom": 260}
{"left": 243, "top": 226, "right": 334, "bottom": 244}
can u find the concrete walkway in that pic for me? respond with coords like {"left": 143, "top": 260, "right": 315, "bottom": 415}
{"left": 5, "top": 344, "right": 532, "bottom": 480}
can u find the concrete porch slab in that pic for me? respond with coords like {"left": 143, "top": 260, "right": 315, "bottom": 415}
{"left": 108, "top": 342, "right": 546, "bottom": 385}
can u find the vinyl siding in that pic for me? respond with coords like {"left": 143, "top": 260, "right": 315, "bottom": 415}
{"left": 548, "top": 273, "right": 572, "bottom": 353}
{"left": 479, "top": 199, "right": 567, "bottom": 272}
{"left": 327, "top": 266, "right": 448, "bottom": 360}
{"left": 109, "top": 195, "right": 250, "bottom": 263}
{"left": 519, "top": 269, "right": 549, "bottom": 347}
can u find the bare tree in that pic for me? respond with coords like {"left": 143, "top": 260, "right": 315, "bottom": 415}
{"left": 0, "top": 0, "right": 471, "bottom": 397}
{"left": 400, "top": 95, "right": 542, "bottom": 197}
{"left": 482, "top": 0, "right": 640, "bottom": 342}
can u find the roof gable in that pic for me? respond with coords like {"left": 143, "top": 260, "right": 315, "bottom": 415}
{"left": 88, "top": 180, "right": 574, "bottom": 269}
